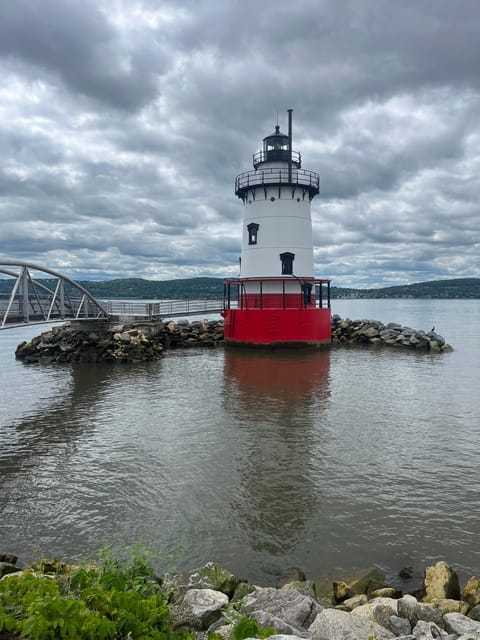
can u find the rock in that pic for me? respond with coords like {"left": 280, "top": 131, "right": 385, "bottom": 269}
{"left": 469, "top": 605, "right": 480, "bottom": 621}
{"left": 397, "top": 595, "right": 418, "bottom": 626}
{"left": 462, "top": 576, "right": 480, "bottom": 608}
{"left": 334, "top": 580, "right": 354, "bottom": 602}
{"left": 353, "top": 600, "right": 398, "bottom": 631}
{"left": 423, "top": 562, "right": 461, "bottom": 602}
{"left": 370, "top": 588, "right": 403, "bottom": 599}
{"left": 263, "top": 636, "right": 307, "bottom": 640}
{"left": 280, "top": 580, "right": 317, "bottom": 599}
{"left": 397, "top": 595, "right": 444, "bottom": 627}
{"left": 277, "top": 567, "right": 307, "bottom": 588}
{"left": 428, "top": 598, "right": 469, "bottom": 615}
{"left": 250, "top": 611, "right": 310, "bottom": 637}
{"left": 309, "top": 608, "right": 395, "bottom": 640}
{"left": 242, "top": 586, "right": 322, "bottom": 632}
{"left": 412, "top": 620, "right": 447, "bottom": 639}
{"left": 171, "top": 588, "right": 228, "bottom": 630}
{"left": 0, "top": 562, "right": 20, "bottom": 578}
{"left": 0, "top": 554, "right": 17, "bottom": 565}
{"left": 342, "top": 595, "right": 369, "bottom": 611}
{"left": 232, "top": 581, "right": 256, "bottom": 602}
{"left": 443, "top": 612, "right": 480, "bottom": 635}
{"left": 195, "top": 562, "right": 241, "bottom": 598}
{"left": 456, "top": 633, "right": 480, "bottom": 640}
{"left": 165, "top": 563, "right": 241, "bottom": 601}
{"left": 389, "top": 615, "right": 412, "bottom": 636}
{"left": 350, "top": 568, "right": 387, "bottom": 596}
{"left": 207, "top": 622, "right": 234, "bottom": 639}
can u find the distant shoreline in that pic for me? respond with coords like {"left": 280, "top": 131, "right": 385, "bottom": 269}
{"left": 1, "top": 276, "right": 480, "bottom": 301}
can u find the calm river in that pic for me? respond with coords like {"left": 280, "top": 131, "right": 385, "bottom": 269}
{"left": 1, "top": 299, "right": 479, "bottom": 585}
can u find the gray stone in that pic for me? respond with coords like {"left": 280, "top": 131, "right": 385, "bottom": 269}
{"left": 424, "top": 562, "right": 460, "bottom": 602}
{"left": 242, "top": 586, "right": 322, "bottom": 631}
{"left": 232, "top": 581, "right": 256, "bottom": 602}
{"left": 309, "top": 608, "right": 395, "bottom": 640}
{"left": 353, "top": 601, "right": 398, "bottom": 631}
{"left": 443, "top": 613, "right": 480, "bottom": 635}
{"left": 281, "top": 580, "right": 317, "bottom": 599}
{"left": 412, "top": 620, "right": 447, "bottom": 639}
{"left": 172, "top": 588, "right": 228, "bottom": 630}
{"left": 389, "top": 615, "right": 412, "bottom": 636}
{"left": 343, "top": 595, "right": 369, "bottom": 610}
{"left": 0, "top": 554, "right": 17, "bottom": 565}
{"left": 260, "top": 636, "right": 307, "bottom": 640}
{"left": 250, "top": 611, "right": 309, "bottom": 638}
{"left": 469, "top": 605, "right": 480, "bottom": 621}
{"left": 397, "top": 595, "right": 443, "bottom": 627}
{"left": 456, "top": 633, "right": 480, "bottom": 640}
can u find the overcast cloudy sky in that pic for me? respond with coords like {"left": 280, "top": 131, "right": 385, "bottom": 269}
{"left": 0, "top": 0, "right": 479, "bottom": 288}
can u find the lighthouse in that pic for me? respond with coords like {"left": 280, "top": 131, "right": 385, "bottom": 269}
{"left": 223, "top": 110, "right": 331, "bottom": 347}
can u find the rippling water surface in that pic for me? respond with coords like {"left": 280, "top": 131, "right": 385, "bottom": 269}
{"left": 1, "top": 299, "right": 479, "bottom": 584}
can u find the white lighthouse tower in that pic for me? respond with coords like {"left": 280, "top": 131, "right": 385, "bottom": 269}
{"left": 223, "top": 110, "right": 331, "bottom": 347}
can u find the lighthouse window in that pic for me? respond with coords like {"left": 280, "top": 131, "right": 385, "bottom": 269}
{"left": 247, "top": 222, "right": 259, "bottom": 245}
{"left": 280, "top": 252, "right": 295, "bottom": 275}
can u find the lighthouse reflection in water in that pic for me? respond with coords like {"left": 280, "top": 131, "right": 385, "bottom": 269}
{"left": 222, "top": 348, "right": 331, "bottom": 566}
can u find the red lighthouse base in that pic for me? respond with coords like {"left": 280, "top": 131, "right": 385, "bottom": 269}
{"left": 223, "top": 277, "right": 332, "bottom": 347}
{"left": 222, "top": 307, "right": 331, "bottom": 347}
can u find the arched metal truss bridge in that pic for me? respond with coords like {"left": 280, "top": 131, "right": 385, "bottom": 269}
{"left": 0, "top": 261, "right": 109, "bottom": 329}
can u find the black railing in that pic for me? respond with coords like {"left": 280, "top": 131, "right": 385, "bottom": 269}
{"left": 253, "top": 149, "right": 301, "bottom": 169}
{"left": 224, "top": 278, "right": 330, "bottom": 311}
{"left": 235, "top": 167, "right": 319, "bottom": 198}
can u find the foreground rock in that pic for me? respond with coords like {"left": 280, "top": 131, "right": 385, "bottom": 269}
{"left": 2, "top": 555, "right": 480, "bottom": 640}
{"left": 15, "top": 319, "right": 224, "bottom": 364}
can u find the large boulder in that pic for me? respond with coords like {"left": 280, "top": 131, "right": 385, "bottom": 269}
{"left": 443, "top": 613, "right": 480, "bottom": 636}
{"left": 242, "top": 586, "right": 322, "bottom": 633}
{"left": 309, "top": 608, "right": 395, "bottom": 640}
{"left": 353, "top": 600, "right": 398, "bottom": 631}
{"left": 170, "top": 588, "right": 228, "bottom": 630}
{"left": 463, "top": 576, "right": 480, "bottom": 609}
{"left": 165, "top": 562, "right": 241, "bottom": 600}
{"left": 423, "top": 562, "right": 460, "bottom": 602}
{"left": 397, "top": 594, "right": 444, "bottom": 627}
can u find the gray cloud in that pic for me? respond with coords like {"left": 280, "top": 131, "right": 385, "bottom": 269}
{"left": 0, "top": 0, "right": 479, "bottom": 287}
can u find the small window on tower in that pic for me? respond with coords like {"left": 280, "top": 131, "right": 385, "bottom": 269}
{"left": 280, "top": 252, "right": 295, "bottom": 275}
{"left": 247, "top": 222, "right": 259, "bottom": 245}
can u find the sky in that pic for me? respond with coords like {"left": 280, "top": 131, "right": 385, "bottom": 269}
{"left": 0, "top": 0, "right": 479, "bottom": 288}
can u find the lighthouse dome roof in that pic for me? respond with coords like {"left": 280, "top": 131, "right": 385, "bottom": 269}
{"left": 263, "top": 124, "right": 288, "bottom": 144}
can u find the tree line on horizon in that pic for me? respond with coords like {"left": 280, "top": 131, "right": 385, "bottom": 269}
{"left": 0, "top": 276, "right": 479, "bottom": 299}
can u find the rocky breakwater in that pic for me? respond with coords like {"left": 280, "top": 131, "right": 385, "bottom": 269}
{"left": 15, "top": 318, "right": 225, "bottom": 364}
{"left": 331, "top": 315, "right": 453, "bottom": 352}
{"left": 2, "top": 557, "right": 480, "bottom": 640}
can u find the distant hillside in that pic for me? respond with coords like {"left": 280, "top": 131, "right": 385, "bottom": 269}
{"left": 331, "top": 278, "right": 480, "bottom": 299}
{"left": 1, "top": 276, "right": 479, "bottom": 299}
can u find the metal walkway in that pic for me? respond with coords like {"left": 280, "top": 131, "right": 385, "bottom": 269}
{"left": 0, "top": 261, "right": 109, "bottom": 329}
{"left": 0, "top": 261, "right": 224, "bottom": 330}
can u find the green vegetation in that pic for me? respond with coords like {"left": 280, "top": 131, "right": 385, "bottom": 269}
{"left": 1, "top": 276, "right": 479, "bottom": 299}
{"left": 0, "top": 545, "right": 192, "bottom": 640}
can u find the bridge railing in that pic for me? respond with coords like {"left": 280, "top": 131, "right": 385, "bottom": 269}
{"left": 103, "top": 298, "right": 225, "bottom": 319}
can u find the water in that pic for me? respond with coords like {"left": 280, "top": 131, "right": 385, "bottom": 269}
{"left": 1, "top": 299, "right": 479, "bottom": 586}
